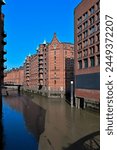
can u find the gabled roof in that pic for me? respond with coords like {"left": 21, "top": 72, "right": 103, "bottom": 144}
{"left": 50, "top": 33, "right": 60, "bottom": 44}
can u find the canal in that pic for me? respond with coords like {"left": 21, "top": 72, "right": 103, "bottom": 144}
{"left": 0, "top": 92, "right": 100, "bottom": 150}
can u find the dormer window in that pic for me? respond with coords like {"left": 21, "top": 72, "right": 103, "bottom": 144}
{"left": 54, "top": 44, "right": 57, "bottom": 49}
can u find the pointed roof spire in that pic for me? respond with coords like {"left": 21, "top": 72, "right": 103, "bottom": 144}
{"left": 54, "top": 33, "right": 57, "bottom": 38}
{"left": 50, "top": 32, "right": 60, "bottom": 44}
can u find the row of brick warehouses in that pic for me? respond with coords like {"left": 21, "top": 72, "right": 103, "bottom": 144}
{"left": 0, "top": 0, "right": 6, "bottom": 94}
{"left": 5, "top": 33, "right": 74, "bottom": 98}
{"left": 4, "top": 0, "right": 100, "bottom": 109}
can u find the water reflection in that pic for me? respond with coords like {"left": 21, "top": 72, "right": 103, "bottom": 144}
{"left": 31, "top": 94, "right": 100, "bottom": 150}
{"left": 2, "top": 92, "right": 100, "bottom": 150}
{"left": 3, "top": 94, "right": 46, "bottom": 150}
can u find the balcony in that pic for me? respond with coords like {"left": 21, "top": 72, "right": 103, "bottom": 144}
{"left": 0, "top": 65, "right": 7, "bottom": 70}
{"left": 4, "top": 65, "right": 7, "bottom": 69}
{"left": 39, "top": 61, "right": 43, "bottom": 65}
{"left": 39, "top": 57, "right": 43, "bottom": 60}
{"left": 39, "top": 76, "right": 43, "bottom": 80}
{"left": 1, "top": 49, "right": 7, "bottom": 54}
{"left": 39, "top": 53, "right": 43, "bottom": 56}
{"left": 2, "top": 32, "right": 7, "bottom": 38}
{"left": 39, "top": 65, "right": 43, "bottom": 69}
{"left": 2, "top": 40, "right": 7, "bottom": 45}
{"left": 39, "top": 70, "right": 43, "bottom": 74}
{"left": 3, "top": 58, "right": 7, "bottom": 62}
{"left": 1, "top": 0, "right": 6, "bottom": 5}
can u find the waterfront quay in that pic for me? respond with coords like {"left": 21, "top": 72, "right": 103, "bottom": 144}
{"left": 0, "top": 92, "right": 99, "bottom": 150}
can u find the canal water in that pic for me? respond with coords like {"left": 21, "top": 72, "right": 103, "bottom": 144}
{"left": 0, "top": 92, "right": 100, "bottom": 150}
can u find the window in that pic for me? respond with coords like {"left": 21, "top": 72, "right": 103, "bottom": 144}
{"left": 54, "top": 44, "right": 57, "bottom": 49}
{"left": 78, "top": 34, "right": 82, "bottom": 41}
{"left": 78, "top": 25, "right": 82, "bottom": 33}
{"left": 54, "top": 50, "right": 56, "bottom": 55}
{"left": 54, "top": 80, "right": 56, "bottom": 85}
{"left": 84, "top": 49, "right": 88, "bottom": 57}
{"left": 78, "top": 43, "right": 82, "bottom": 50}
{"left": 83, "top": 30, "right": 88, "bottom": 38}
{"left": 84, "top": 59, "right": 88, "bottom": 68}
{"left": 90, "top": 26, "right": 95, "bottom": 35}
{"left": 90, "top": 36, "right": 95, "bottom": 45}
{"left": 90, "top": 16, "right": 95, "bottom": 25}
{"left": 84, "top": 12, "right": 88, "bottom": 20}
{"left": 78, "top": 17, "right": 82, "bottom": 24}
{"left": 90, "top": 6, "right": 95, "bottom": 15}
{"left": 78, "top": 52, "right": 82, "bottom": 58}
{"left": 90, "top": 57, "right": 95, "bottom": 67}
{"left": 90, "top": 46, "right": 95, "bottom": 55}
{"left": 78, "top": 60, "right": 82, "bottom": 69}
{"left": 71, "top": 52, "right": 74, "bottom": 56}
{"left": 54, "top": 72, "right": 56, "bottom": 77}
{"left": 84, "top": 40, "right": 88, "bottom": 48}
{"left": 54, "top": 66, "right": 56, "bottom": 70}
{"left": 84, "top": 21, "right": 88, "bottom": 29}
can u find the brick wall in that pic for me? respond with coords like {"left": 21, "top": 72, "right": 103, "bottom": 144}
{"left": 74, "top": 0, "right": 100, "bottom": 105}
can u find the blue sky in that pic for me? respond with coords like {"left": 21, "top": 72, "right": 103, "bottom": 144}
{"left": 3, "top": 0, "right": 81, "bottom": 70}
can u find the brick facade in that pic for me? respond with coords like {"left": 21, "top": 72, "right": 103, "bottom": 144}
{"left": 29, "top": 54, "right": 39, "bottom": 92}
{"left": 24, "top": 56, "right": 31, "bottom": 90}
{"left": 74, "top": 0, "right": 100, "bottom": 109}
{"left": 23, "top": 33, "right": 74, "bottom": 98}
{"left": 38, "top": 43, "right": 48, "bottom": 91}
{"left": 47, "top": 33, "right": 74, "bottom": 97}
{"left": 4, "top": 67, "right": 24, "bottom": 85}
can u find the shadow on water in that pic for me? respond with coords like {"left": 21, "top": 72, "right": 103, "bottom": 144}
{"left": 3, "top": 93, "right": 46, "bottom": 149}
{"left": 63, "top": 131, "right": 100, "bottom": 150}
{"left": 0, "top": 94, "right": 4, "bottom": 150}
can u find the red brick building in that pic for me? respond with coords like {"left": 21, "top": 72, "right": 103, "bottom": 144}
{"left": 47, "top": 33, "right": 74, "bottom": 98}
{"left": 4, "top": 67, "right": 24, "bottom": 85}
{"left": 23, "top": 56, "right": 31, "bottom": 90}
{"left": 29, "top": 54, "right": 39, "bottom": 92}
{"left": 38, "top": 42, "right": 48, "bottom": 92}
{"left": 0, "top": 0, "right": 6, "bottom": 93}
{"left": 24, "top": 54, "right": 39, "bottom": 92}
{"left": 7, "top": 36, "right": 73, "bottom": 98}
{"left": 74, "top": 0, "right": 100, "bottom": 109}
{"left": 24, "top": 33, "right": 74, "bottom": 98}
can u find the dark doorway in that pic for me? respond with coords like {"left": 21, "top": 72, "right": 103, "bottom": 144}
{"left": 80, "top": 98, "right": 84, "bottom": 109}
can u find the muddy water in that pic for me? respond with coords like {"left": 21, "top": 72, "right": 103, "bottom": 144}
{"left": 0, "top": 93, "right": 100, "bottom": 150}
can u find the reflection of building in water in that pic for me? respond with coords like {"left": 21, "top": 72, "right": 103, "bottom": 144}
{"left": 4, "top": 95, "right": 46, "bottom": 142}
{"left": 22, "top": 96, "right": 46, "bottom": 140}
{"left": 0, "top": 95, "right": 4, "bottom": 150}
{"left": 30, "top": 95, "right": 99, "bottom": 150}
